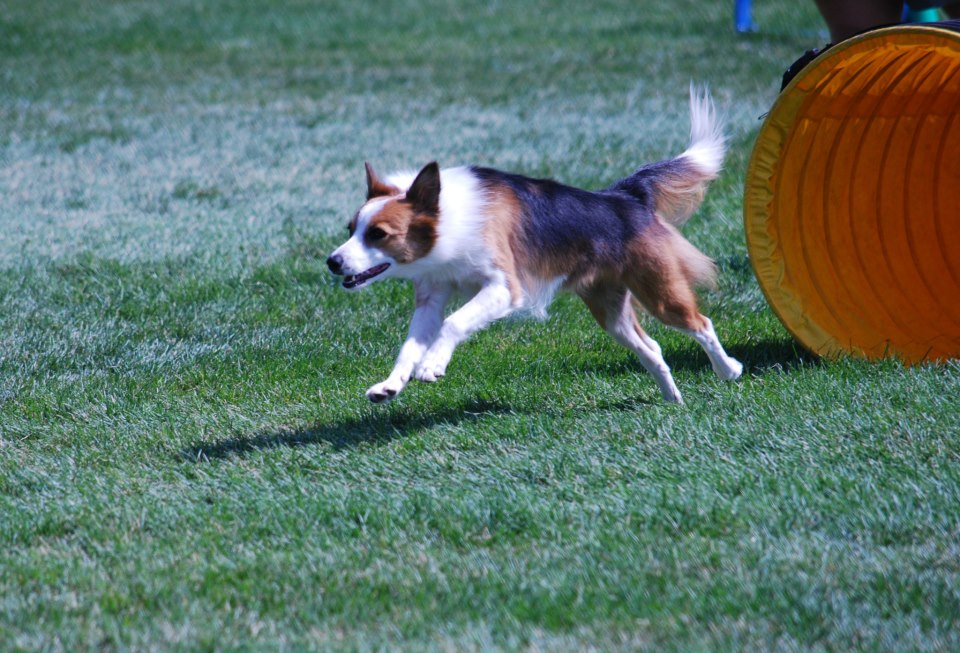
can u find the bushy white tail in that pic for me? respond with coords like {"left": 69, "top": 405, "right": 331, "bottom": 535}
{"left": 647, "top": 86, "right": 726, "bottom": 226}
{"left": 681, "top": 84, "right": 725, "bottom": 180}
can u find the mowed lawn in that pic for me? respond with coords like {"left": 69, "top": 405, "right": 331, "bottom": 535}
{"left": 2, "top": 0, "right": 959, "bottom": 650}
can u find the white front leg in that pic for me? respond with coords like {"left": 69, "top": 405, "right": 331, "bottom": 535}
{"left": 366, "top": 281, "right": 451, "bottom": 403}
{"left": 416, "top": 279, "right": 513, "bottom": 382}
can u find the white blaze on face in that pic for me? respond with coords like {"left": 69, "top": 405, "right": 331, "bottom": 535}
{"left": 331, "top": 197, "right": 397, "bottom": 290}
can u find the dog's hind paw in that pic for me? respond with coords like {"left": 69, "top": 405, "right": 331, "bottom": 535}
{"left": 714, "top": 357, "right": 744, "bottom": 381}
{"left": 366, "top": 379, "right": 403, "bottom": 404}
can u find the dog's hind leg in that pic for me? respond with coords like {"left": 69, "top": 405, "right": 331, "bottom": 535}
{"left": 679, "top": 316, "right": 743, "bottom": 380}
{"left": 625, "top": 261, "right": 743, "bottom": 382}
{"left": 579, "top": 284, "right": 684, "bottom": 404}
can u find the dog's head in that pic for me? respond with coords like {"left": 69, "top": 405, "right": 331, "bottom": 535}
{"left": 327, "top": 161, "right": 441, "bottom": 290}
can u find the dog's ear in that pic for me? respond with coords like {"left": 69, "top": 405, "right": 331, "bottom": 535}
{"left": 405, "top": 161, "right": 441, "bottom": 215}
{"left": 365, "top": 162, "right": 399, "bottom": 200}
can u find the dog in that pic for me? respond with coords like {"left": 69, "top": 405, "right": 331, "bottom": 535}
{"left": 327, "top": 88, "right": 742, "bottom": 405}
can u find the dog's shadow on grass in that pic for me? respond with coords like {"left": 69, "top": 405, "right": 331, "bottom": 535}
{"left": 181, "top": 398, "right": 512, "bottom": 461}
{"left": 726, "top": 336, "right": 819, "bottom": 375}
{"left": 182, "top": 337, "right": 811, "bottom": 462}
{"left": 580, "top": 333, "right": 816, "bottom": 378}
{"left": 657, "top": 334, "right": 817, "bottom": 376}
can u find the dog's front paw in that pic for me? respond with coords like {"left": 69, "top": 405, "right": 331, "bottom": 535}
{"left": 366, "top": 379, "right": 404, "bottom": 404}
{"left": 414, "top": 348, "right": 451, "bottom": 383}
{"left": 413, "top": 364, "right": 444, "bottom": 383}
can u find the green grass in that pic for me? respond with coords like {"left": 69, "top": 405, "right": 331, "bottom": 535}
{"left": 2, "top": 1, "right": 960, "bottom": 650}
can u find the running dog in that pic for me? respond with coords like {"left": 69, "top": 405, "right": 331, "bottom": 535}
{"left": 327, "top": 88, "right": 742, "bottom": 404}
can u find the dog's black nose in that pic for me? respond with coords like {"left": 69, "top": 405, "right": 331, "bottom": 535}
{"left": 327, "top": 254, "right": 344, "bottom": 274}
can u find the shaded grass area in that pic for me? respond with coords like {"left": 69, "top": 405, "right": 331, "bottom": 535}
{"left": 3, "top": 0, "right": 960, "bottom": 650}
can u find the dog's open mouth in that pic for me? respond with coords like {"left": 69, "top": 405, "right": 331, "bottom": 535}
{"left": 342, "top": 263, "right": 390, "bottom": 289}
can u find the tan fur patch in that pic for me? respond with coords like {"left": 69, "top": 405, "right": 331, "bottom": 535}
{"left": 524, "top": 237, "right": 609, "bottom": 295}
{"left": 622, "top": 219, "right": 710, "bottom": 331}
{"left": 366, "top": 199, "right": 437, "bottom": 264}
{"left": 366, "top": 162, "right": 401, "bottom": 199}
{"left": 578, "top": 283, "right": 626, "bottom": 328}
{"left": 654, "top": 166, "right": 716, "bottom": 226}
{"left": 481, "top": 186, "right": 524, "bottom": 306}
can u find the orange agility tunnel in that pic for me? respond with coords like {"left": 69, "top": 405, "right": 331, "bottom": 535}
{"left": 744, "top": 20, "right": 960, "bottom": 364}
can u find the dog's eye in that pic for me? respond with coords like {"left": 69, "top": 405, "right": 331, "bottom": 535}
{"left": 366, "top": 226, "right": 387, "bottom": 241}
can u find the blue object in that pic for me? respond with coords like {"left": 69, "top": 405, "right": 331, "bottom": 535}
{"left": 903, "top": 5, "right": 942, "bottom": 22}
{"left": 735, "top": 0, "right": 755, "bottom": 32}
{"left": 736, "top": 1, "right": 940, "bottom": 35}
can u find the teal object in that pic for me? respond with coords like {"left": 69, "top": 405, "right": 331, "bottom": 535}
{"left": 905, "top": 7, "right": 942, "bottom": 22}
